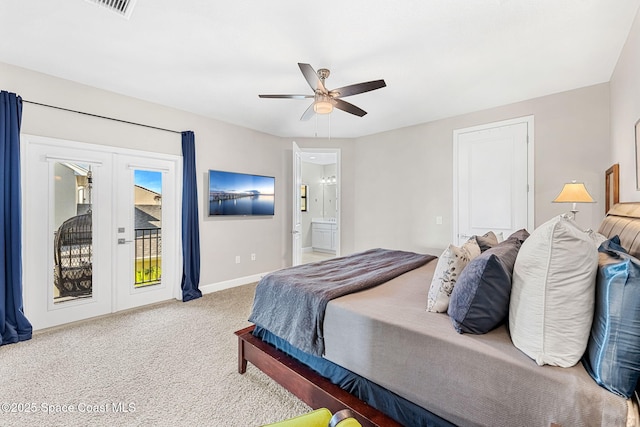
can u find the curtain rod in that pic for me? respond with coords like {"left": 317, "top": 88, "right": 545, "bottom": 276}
{"left": 23, "top": 100, "right": 182, "bottom": 135}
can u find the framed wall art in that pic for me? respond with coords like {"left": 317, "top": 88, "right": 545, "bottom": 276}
{"left": 208, "top": 170, "right": 275, "bottom": 216}
{"left": 300, "top": 185, "right": 308, "bottom": 212}
{"left": 605, "top": 163, "right": 619, "bottom": 214}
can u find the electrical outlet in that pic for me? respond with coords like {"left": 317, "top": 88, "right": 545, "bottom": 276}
{"left": 235, "top": 255, "right": 240, "bottom": 264}
{"left": 251, "top": 253, "right": 256, "bottom": 261}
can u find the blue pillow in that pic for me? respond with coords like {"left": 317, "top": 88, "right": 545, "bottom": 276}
{"left": 582, "top": 237, "right": 640, "bottom": 398}
{"left": 448, "top": 233, "right": 525, "bottom": 334}
{"left": 603, "top": 234, "right": 623, "bottom": 252}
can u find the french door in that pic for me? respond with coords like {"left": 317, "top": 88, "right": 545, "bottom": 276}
{"left": 22, "top": 135, "right": 180, "bottom": 330}
{"left": 114, "top": 154, "right": 178, "bottom": 311}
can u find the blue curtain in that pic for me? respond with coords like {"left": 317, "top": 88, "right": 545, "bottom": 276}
{"left": 181, "top": 131, "right": 202, "bottom": 301}
{"left": 1, "top": 91, "right": 32, "bottom": 345}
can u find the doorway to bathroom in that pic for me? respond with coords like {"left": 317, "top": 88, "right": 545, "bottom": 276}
{"left": 297, "top": 148, "right": 340, "bottom": 265}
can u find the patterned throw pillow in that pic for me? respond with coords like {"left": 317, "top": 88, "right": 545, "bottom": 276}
{"left": 427, "top": 237, "right": 481, "bottom": 313}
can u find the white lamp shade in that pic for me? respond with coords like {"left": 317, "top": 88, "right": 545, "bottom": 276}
{"left": 313, "top": 94, "right": 334, "bottom": 114}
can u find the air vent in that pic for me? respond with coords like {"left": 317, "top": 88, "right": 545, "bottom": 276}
{"left": 85, "top": 0, "right": 138, "bottom": 19}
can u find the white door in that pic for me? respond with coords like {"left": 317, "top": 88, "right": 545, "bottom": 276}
{"left": 453, "top": 117, "right": 534, "bottom": 245}
{"left": 114, "top": 154, "right": 179, "bottom": 311}
{"left": 292, "top": 141, "right": 302, "bottom": 266}
{"left": 22, "top": 139, "right": 114, "bottom": 329}
{"left": 22, "top": 135, "right": 180, "bottom": 330}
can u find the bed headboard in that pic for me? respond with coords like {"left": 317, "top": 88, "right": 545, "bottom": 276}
{"left": 598, "top": 202, "right": 640, "bottom": 258}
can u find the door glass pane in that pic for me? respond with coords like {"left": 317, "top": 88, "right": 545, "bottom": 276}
{"left": 134, "top": 170, "right": 162, "bottom": 288}
{"left": 53, "top": 162, "right": 93, "bottom": 304}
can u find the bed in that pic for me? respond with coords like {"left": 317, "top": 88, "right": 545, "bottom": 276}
{"left": 236, "top": 203, "right": 640, "bottom": 427}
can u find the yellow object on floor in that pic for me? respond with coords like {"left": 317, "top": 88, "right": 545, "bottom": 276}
{"left": 262, "top": 408, "right": 362, "bottom": 427}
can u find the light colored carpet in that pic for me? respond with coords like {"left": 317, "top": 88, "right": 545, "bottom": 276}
{"left": 0, "top": 284, "right": 311, "bottom": 426}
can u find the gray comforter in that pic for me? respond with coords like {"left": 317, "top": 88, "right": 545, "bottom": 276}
{"left": 322, "top": 262, "right": 632, "bottom": 427}
{"left": 248, "top": 248, "right": 434, "bottom": 356}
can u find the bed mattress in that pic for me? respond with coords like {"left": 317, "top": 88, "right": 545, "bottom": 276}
{"left": 322, "top": 261, "right": 630, "bottom": 427}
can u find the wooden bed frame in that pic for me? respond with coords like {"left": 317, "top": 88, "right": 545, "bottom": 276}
{"left": 236, "top": 325, "right": 570, "bottom": 427}
{"left": 235, "top": 325, "right": 402, "bottom": 427}
{"left": 236, "top": 202, "right": 640, "bottom": 427}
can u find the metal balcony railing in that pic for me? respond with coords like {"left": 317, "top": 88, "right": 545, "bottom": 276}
{"left": 135, "top": 228, "right": 162, "bottom": 286}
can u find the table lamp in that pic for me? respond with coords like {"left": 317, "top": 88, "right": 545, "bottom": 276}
{"left": 552, "top": 180, "right": 595, "bottom": 219}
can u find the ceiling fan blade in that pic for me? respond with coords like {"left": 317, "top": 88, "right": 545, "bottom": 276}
{"left": 300, "top": 102, "right": 316, "bottom": 121}
{"left": 330, "top": 79, "right": 386, "bottom": 98}
{"left": 259, "top": 94, "right": 313, "bottom": 99}
{"left": 333, "top": 98, "right": 367, "bottom": 117}
{"left": 298, "top": 63, "right": 327, "bottom": 93}
{"left": 298, "top": 63, "right": 319, "bottom": 90}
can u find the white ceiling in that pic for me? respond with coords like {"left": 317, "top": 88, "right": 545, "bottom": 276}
{"left": 300, "top": 151, "right": 337, "bottom": 166}
{"left": 0, "top": 0, "right": 638, "bottom": 138}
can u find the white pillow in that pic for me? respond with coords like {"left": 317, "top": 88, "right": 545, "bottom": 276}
{"left": 509, "top": 215, "right": 598, "bottom": 367}
{"left": 585, "top": 228, "right": 607, "bottom": 247}
{"left": 427, "top": 237, "right": 481, "bottom": 313}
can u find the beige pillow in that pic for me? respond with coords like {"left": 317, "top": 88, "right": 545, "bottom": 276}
{"left": 427, "top": 237, "right": 481, "bottom": 312}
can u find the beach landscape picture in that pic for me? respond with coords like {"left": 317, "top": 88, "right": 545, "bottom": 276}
{"left": 208, "top": 170, "right": 275, "bottom": 216}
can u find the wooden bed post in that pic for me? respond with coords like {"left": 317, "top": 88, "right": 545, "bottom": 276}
{"left": 236, "top": 325, "right": 252, "bottom": 374}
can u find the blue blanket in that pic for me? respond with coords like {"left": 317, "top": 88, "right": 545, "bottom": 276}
{"left": 248, "top": 248, "right": 435, "bottom": 356}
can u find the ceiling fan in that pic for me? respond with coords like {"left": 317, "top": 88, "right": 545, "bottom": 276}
{"left": 259, "top": 63, "right": 386, "bottom": 121}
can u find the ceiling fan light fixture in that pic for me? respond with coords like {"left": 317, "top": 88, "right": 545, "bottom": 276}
{"left": 314, "top": 95, "right": 334, "bottom": 114}
{"left": 259, "top": 63, "right": 385, "bottom": 120}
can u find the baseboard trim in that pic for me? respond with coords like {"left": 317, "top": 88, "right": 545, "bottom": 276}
{"left": 199, "top": 272, "right": 269, "bottom": 295}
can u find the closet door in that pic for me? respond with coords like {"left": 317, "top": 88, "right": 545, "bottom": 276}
{"left": 453, "top": 117, "right": 534, "bottom": 245}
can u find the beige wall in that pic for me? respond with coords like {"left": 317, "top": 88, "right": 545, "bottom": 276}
{"left": 0, "top": 62, "right": 289, "bottom": 289}
{"left": 53, "top": 163, "right": 77, "bottom": 230}
{"left": 611, "top": 6, "right": 640, "bottom": 202}
{"left": 353, "top": 83, "right": 610, "bottom": 253}
{"left": 134, "top": 186, "right": 161, "bottom": 205}
{"left": 2, "top": 60, "right": 613, "bottom": 290}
